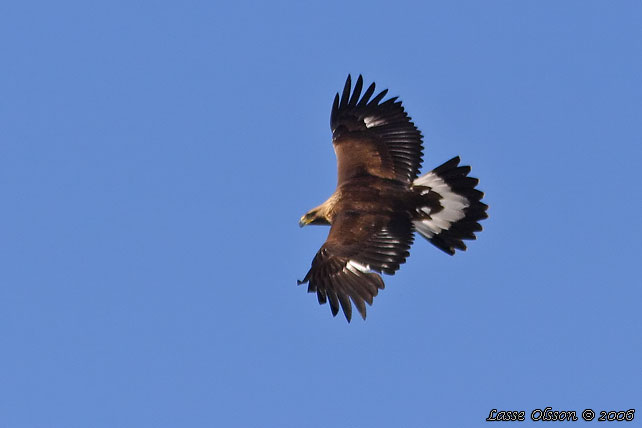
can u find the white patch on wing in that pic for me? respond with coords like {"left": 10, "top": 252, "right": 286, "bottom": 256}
{"left": 412, "top": 171, "right": 469, "bottom": 237}
{"left": 363, "top": 116, "right": 387, "bottom": 128}
{"left": 346, "top": 260, "right": 371, "bottom": 274}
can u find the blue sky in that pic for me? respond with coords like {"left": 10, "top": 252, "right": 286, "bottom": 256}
{"left": 1, "top": 1, "right": 641, "bottom": 427}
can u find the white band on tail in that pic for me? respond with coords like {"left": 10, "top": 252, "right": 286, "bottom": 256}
{"left": 412, "top": 172, "right": 469, "bottom": 237}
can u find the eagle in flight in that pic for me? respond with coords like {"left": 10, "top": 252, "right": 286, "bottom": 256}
{"left": 298, "top": 75, "right": 488, "bottom": 321}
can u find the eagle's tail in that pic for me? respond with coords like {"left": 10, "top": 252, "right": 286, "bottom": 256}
{"left": 411, "top": 156, "right": 488, "bottom": 255}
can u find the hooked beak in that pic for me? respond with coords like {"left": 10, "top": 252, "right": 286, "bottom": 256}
{"left": 299, "top": 215, "right": 308, "bottom": 228}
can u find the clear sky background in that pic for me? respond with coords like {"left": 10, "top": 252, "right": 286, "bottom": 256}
{"left": 1, "top": 1, "right": 641, "bottom": 427}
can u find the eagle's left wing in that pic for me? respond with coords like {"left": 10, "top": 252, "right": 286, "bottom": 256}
{"left": 330, "top": 75, "right": 424, "bottom": 185}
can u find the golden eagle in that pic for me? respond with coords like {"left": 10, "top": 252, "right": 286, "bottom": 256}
{"left": 298, "top": 75, "right": 488, "bottom": 321}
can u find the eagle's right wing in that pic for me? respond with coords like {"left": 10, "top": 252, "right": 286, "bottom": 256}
{"left": 298, "top": 211, "right": 414, "bottom": 321}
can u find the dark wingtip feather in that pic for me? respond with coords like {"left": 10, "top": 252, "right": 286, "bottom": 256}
{"left": 330, "top": 93, "right": 340, "bottom": 126}
{"left": 340, "top": 75, "right": 352, "bottom": 109}
{"left": 353, "top": 298, "right": 367, "bottom": 320}
{"left": 327, "top": 288, "right": 340, "bottom": 317}
{"left": 349, "top": 75, "right": 363, "bottom": 106}
{"left": 297, "top": 268, "right": 312, "bottom": 285}
{"left": 358, "top": 82, "right": 376, "bottom": 107}
{"left": 339, "top": 293, "right": 352, "bottom": 322}
{"left": 369, "top": 88, "right": 389, "bottom": 106}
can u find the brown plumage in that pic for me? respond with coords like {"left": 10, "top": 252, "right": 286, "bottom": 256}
{"left": 299, "top": 75, "right": 488, "bottom": 322}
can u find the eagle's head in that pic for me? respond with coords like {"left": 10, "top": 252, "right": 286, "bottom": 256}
{"left": 299, "top": 207, "right": 331, "bottom": 227}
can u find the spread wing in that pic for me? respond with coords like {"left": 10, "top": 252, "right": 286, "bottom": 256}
{"left": 298, "top": 212, "right": 414, "bottom": 321}
{"left": 330, "top": 75, "right": 424, "bottom": 184}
